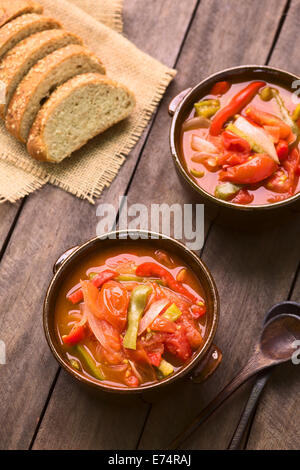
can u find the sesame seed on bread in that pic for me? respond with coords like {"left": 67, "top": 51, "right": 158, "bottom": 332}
{"left": 0, "top": 28, "right": 83, "bottom": 117}
{"left": 0, "top": 0, "right": 43, "bottom": 28}
{"left": 6, "top": 44, "right": 106, "bottom": 142}
{"left": 0, "top": 14, "right": 62, "bottom": 59}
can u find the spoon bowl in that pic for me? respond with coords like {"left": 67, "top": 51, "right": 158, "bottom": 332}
{"left": 260, "top": 314, "right": 300, "bottom": 362}
{"left": 264, "top": 301, "right": 300, "bottom": 324}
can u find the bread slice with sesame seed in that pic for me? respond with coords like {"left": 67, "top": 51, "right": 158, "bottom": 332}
{"left": 0, "top": 13, "right": 62, "bottom": 59}
{"left": 0, "top": 29, "right": 83, "bottom": 117}
{"left": 0, "top": 0, "right": 43, "bottom": 28}
{"left": 27, "top": 73, "right": 135, "bottom": 163}
{"left": 6, "top": 44, "right": 106, "bottom": 142}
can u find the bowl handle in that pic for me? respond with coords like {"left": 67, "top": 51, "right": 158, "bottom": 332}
{"left": 53, "top": 246, "right": 79, "bottom": 274}
{"left": 168, "top": 88, "right": 192, "bottom": 116}
{"left": 190, "top": 344, "right": 222, "bottom": 384}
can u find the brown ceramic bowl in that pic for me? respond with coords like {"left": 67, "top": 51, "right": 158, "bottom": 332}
{"left": 169, "top": 65, "right": 300, "bottom": 228}
{"left": 43, "top": 230, "right": 221, "bottom": 395}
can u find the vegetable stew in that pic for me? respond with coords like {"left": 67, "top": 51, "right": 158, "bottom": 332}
{"left": 55, "top": 245, "right": 207, "bottom": 388}
{"left": 181, "top": 80, "right": 300, "bottom": 205}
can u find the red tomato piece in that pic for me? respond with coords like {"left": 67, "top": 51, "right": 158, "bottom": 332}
{"left": 232, "top": 189, "right": 254, "bottom": 205}
{"left": 147, "top": 352, "right": 162, "bottom": 367}
{"left": 267, "top": 148, "right": 299, "bottom": 195}
{"left": 222, "top": 130, "right": 251, "bottom": 153}
{"left": 164, "top": 328, "right": 192, "bottom": 362}
{"left": 218, "top": 152, "right": 249, "bottom": 167}
{"left": 190, "top": 303, "right": 206, "bottom": 318}
{"left": 62, "top": 324, "right": 85, "bottom": 345}
{"left": 68, "top": 289, "right": 84, "bottom": 305}
{"left": 159, "top": 287, "right": 191, "bottom": 313}
{"left": 81, "top": 281, "right": 103, "bottom": 319}
{"left": 219, "top": 154, "right": 278, "bottom": 184}
{"left": 98, "top": 280, "right": 129, "bottom": 331}
{"left": 178, "top": 314, "right": 203, "bottom": 349}
{"left": 276, "top": 140, "right": 289, "bottom": 161}
{"left": 210, "top": 81, "right": 231, "bottom": 96}
{"left": 151, "top": 316, "right": 177, "bottom": 333}
{"left": 67, "top": 269, "right": 118, "bottom": 304}
{"left": 136, "top": 262, "right": 198, "bottom": 302}
{"left": 126, "top": 339, "right": 153, "bottom": 365}
{"left": 125, "top": 375, "right": 139, "bottom": 387}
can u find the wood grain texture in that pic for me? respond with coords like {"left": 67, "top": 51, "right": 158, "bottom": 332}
{"left": 0, "top": 202, "right": 20, "bottom": 250}
{"left": 119, "top": 0, "right": 297, "bottom": 450}
{"left": 246, "top": 0, "right": 300, "bottom": 449}
{"left": 0, "top": 0, "right": 198, "bottom": 450}
{"left": 246, "top": 268, "right": 300, "bottom": 450}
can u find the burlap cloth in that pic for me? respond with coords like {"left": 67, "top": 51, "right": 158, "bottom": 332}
{"left": 0, "top": 0, "right": 176, "bottom": 203}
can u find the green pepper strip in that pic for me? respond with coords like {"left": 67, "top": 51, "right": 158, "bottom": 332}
{"left": 214, "top": 182, "right": 242, "bottom": 201}
{"left": 75, "top": 344, "right": 104, "bottom": 380}
{"left": 163, "top": 303, "right": 182, "bottom": 322}
{"left": 123, "top": 285, "right": 152, "bottom": 350}
{"left": 158, "top": 358, "right": 174, "bottom": 377}
{"left": 194, "top": 99, "right": 220, "bottom": 119}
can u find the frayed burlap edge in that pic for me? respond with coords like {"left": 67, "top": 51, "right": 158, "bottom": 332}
{"left": 109, "top": 0, "right": 123, "bottom": 33}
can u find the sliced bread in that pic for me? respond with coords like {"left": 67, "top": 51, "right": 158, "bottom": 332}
{"left": 0, "top": 13, "right": 62, "bottom": 59}
{"left": 6, "top": 44, "right": 106, "bottom": 142}
{"left": 0, "top": 29, "right": 83, "bottom": 117}
{"left": 0, "top": 0, "right": 43, "bottom": 28}
{"left": 27, "top": 73, "right": 135, "bottom": 163}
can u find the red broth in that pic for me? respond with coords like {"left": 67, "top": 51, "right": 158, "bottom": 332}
{"left": 181, "top": 80, "right": 300, "bottom": 205}
{"left": 55, "top": 244, "right": 207, "bottom": 388}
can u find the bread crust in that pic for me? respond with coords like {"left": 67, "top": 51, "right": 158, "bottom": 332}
{"left": 27, "top": 73, "right": 136, "bottom": 162}
{"left": 0, "top": 0, "right": 43, "bottom": 28}
{"left": 6, "top": 44, "right": 105, "bottom": 141}
{"left": 0, "top": 14, "right": 62, "bottom": 59}
{"left": 0, "top": 29, "right": 83, "bottom": 117}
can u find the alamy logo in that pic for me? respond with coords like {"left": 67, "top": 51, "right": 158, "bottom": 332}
{"left": 0, "top": 340, "right": 5, "bottom": 365}
{"left": 96, "top": 196, "right": 204, "bottom": 250}
{"left": 291, "top": 340, "right": 300, "bottom": 365}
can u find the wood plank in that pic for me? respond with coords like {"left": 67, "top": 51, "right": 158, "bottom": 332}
{"left": 119, "top": 0, "right": 294, "bottom": 450}
{"left": 246, "top": 269, "right": 300, "bottom": 450}
{"left": 0, "top": 0, "right": 198, "bottom": 450}
{"left": 245, "top": 0, "right": 300, "bottom": 449}
{"left": 0, "top": 202, "right": 20, "bottom": 251}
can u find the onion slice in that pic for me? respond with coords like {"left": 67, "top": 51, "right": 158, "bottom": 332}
{"left": 191, "top": 152, "right": 219, "bottom": 163}
{"left": 233, "top": 116, "right": 279, "bottom": 163}
{"left": 182, "top": 116, "right": 211, "bottom": 132}
{"left": 191, "top": 134, "right": 218, "bottom": 153}
{"left": 138, "top": 299, "right": 169, "bottom": 336}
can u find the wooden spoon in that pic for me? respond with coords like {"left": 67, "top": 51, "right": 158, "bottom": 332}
{"left": 228, "top": 301, "right": 300, "bottom": 449}
{"left": 168, "top": 314, "right": 300, "bottom": 449}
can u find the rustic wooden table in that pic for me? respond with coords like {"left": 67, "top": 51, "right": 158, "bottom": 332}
{"left": 0, "top": 0, "right": 299, "bottom": 450}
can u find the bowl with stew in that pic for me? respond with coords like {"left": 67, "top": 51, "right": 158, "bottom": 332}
{"left": 169, "top": 65, "right": 300, "bottom": 227}
{"left": 44, "top": 230, "right": 221, "bottom": 394}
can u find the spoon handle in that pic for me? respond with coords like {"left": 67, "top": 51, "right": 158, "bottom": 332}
{"left": 228, "top": 370, "right": 271, "bottom": 450}
{"left": 168, "top": 351, "right": 271, "bottom": 449}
